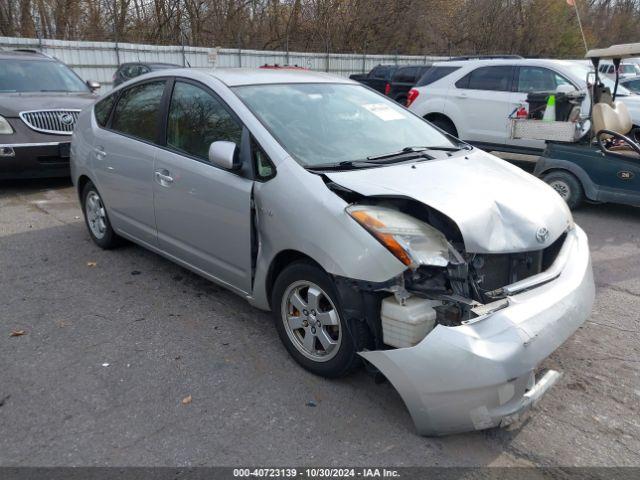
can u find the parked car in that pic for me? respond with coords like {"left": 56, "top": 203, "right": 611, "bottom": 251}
{"left": 0, "top": 49, "right": 99, "bottom": 179}
{"left": 71, "top": 68, "right": 594, "bottom": 436}
{"left": 597, "top": 61, "right": 640, "bottom": 79}
{"left": 349, "top": 64, "right": 398, "bottom": 94}
{"left": 621, "top": 75, "right": 640, "bottom": 94}
{"left": 385, "top": 64, "right": 431, "bottom": 104}
{"left": 113, "top": 62, "right": 182, "bottom": 87}
{"left": 407, "top": 58, "right": 640, "bottom": 154}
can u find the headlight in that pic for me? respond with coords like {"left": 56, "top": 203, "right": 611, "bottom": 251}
{"left": 347, "top": 205, "right": 450, "bottom": 267}
{"left": 0, "top": 115, "right": 14, "bottom": 134}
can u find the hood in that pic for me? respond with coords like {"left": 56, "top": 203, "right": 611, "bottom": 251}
{"left": 0, "top": 92, "right": 97, "bottom": 117}
{"left": 325, "top": 150, "right": 573, "bottom": 254}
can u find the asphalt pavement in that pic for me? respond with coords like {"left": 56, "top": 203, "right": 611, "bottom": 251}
{"left": 0, "top": 178, "right": 639, "bottom": 466}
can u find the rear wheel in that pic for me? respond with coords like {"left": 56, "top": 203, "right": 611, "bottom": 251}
{"left": 543, "top": 171, "right": 584, "bottom": 209}
{"left": 271, "top": 261, "right": 369, "bottom": 378}
{"left": 428, "top": 116, "right": 458, "bottom": 137}
{"left": 81, "top": 181, "right": 121, "bottom": 249}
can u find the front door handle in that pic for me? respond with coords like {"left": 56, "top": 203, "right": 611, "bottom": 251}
{"left": 154, "top": 169, "right": 174, "bottom": 187}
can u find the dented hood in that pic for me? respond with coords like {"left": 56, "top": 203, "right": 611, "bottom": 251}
{"left": 326, "top": 149, "right": 573, "bottom": 253}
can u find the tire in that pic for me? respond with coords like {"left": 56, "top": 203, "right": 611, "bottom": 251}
{"left": 543, "top": 171, "right": 584, "bottom": 210}
{"left": 81, "top": 181, "right": 121, "bottom": 249}
{"left": 271, "top": 261, "right": 369, "bottom": 378}
{"left": 429, "top": 116, "right": 458, "bottom": 137}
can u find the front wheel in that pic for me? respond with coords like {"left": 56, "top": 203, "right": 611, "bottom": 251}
{"left": 271, "top": 261, "right": 369, "bottom": 378}
{"left": 543, "top": 171, "right": 584, "bottom": 210}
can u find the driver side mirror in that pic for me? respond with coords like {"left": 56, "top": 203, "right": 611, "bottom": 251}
{"left": 208, "top": 141, "right": 240, "bottom": 170}
{"left": 86, "top": 80, "right": 101, "bottom": 92}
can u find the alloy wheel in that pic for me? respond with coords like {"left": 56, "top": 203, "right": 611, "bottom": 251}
{"left": 85, "top": 191, "right": 107, "bottom": 239}
{"left": 280, "top": 280, "right": 342, "bottom": 362}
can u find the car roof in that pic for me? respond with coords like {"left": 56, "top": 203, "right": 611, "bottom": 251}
{"left": 203, "top": 68, "right": 353, "bottom": 86}
{"left": 0, "top": 50, "right": 53, "bottom": 61}
{"left": 395, "top": 64, "right": 431, "bottom": 70}
{"left": 119, "top": 62, "right": 181, "bottom": 67}
{"left": 431, "top": 58, "right": 583, "bottom": 68}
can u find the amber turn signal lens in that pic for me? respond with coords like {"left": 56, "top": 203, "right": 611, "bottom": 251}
{"left": 350, "top": 210, "right": 413, "bottom": 266}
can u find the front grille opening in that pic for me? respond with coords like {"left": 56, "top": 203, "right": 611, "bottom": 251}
{"left": 20, "top": 110, "right": 80, "bottom": 135}
{"left": 542, "top": 231, "right": 567, "bottom": 270}
{"left": 471, "top": 231, "right": 568, "bottom": 294}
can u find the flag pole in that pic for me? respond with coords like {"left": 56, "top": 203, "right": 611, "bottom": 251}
{"left": 571, "top": 0, "right": 589, "bottom": 53}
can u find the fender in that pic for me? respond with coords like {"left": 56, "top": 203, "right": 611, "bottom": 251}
{"left": 534, "top": 157, "right": 599, "bottom": 201}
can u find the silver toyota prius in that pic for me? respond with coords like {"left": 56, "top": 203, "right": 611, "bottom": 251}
{"left": 71, "top": 68, "right": 594, "bottom": 436}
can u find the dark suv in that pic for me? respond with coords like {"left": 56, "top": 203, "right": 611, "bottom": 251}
{"left": 0, "top": 50, "right": 99, "bottom": 179}
{"left": 113, "top": 62, "right": 181, "bottom": 87}
{"left": 386, "top": 65, "right": 432, "bottom": 104}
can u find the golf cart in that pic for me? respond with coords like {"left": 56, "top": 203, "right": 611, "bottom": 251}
{"left": 516, "top": 43, "right": 640, "bottom": 209}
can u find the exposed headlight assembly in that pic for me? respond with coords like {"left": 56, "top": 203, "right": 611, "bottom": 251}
{"left": 0, "top": 115, "right": 14, "bottom": 134}
{"left": 347, "top": 205, "right": 450, "bottom": 268}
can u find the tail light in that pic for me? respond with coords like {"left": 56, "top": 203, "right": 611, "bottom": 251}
{"left": 406, "top": 88, "right": 420, "bottom": 107}
{"left": 384, "top": 83, "right": 391, "bottom": 95}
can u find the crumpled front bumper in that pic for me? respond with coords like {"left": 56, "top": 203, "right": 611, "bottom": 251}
{"left": 360, "top": 225, "right": 594, "bottom": 436}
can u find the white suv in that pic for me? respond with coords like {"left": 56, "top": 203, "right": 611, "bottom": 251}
{"left": 407, "top": 58, "right": 640, "bottom": 153}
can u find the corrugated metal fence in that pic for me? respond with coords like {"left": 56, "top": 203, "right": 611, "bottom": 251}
{"left": 0, "top": 36, "right": 446, "bottom": 93}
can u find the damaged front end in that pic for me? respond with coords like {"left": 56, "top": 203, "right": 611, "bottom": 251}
{"left": 332, "top": 194, "right": 594, "bottom": 436}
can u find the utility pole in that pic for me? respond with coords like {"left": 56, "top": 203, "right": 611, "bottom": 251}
{"left": 113, "top": 0, "right": 120, "bottom": 66}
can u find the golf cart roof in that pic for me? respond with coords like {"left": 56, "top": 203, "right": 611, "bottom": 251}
{"left": 586, "top": 43, "right": 640, "bottom": 60}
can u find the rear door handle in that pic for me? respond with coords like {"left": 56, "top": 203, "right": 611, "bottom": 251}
{"left": 94, "top": 146, "right": 107, "bottom": 160}
{"left": 154, "top": 169, "right": 174, "bottom": 187}
{"left": 456, "top": 93, "right": 468, "bottom": 99}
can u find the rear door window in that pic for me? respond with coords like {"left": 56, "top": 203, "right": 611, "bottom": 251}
{"left": 416, "top": 66, "right": 460, "bottom": 87}
{"left": 166, "top": 81, "right": 242, "bottom": 161}
{"left": 111, "top": 80, "right": 166, "bottom": 142}
{"left": 456, "top": 66, "right": 515, "bottom": 91}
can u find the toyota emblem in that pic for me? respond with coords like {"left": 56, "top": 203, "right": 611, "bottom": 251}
{"left": 536, "top": 227, "right": 550, "bottom": 244}
{"left": 59, "top": 113, "right": 75, "bottom": 126}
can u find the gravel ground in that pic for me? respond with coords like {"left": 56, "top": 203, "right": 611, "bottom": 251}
{"left": 0, "top": 178, "right": 638, "bottom": 467}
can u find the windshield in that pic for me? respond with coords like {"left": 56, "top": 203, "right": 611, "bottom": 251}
{"left": 621, "top": 64, "right": 640, "bottom": 75}
{"left": 233, "top": 83, "right": 456, "bottom": 167}
{"left": 0, "top": 59, "right": 89, "bottom": 93}
{"left": 565, "top": 62, "right": 633, "bottom": 96}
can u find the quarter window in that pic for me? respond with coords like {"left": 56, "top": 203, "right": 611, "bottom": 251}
{"left": 416, "top": 66, "right": 460, "bottom": 87}
{"left": 94, "top": 94, "right": 116, "bottom": 127}
{"left": 111, "top": 80, "right": 166, "bottom": 142}
{"left": 167, "top": 81, "right": 242, "bottom": 161}
{"left": 456, "top": 66, "right": 514, "bottom": 91}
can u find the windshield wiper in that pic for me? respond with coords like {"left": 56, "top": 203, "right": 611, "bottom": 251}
{"left": 366, "top": 145, "right": 469, "bottom": 161}
{"left": 309, "top": 154, "right": 430, "bottom": 171}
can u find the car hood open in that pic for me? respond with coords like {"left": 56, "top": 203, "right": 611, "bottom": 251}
{"left": 325, "top": 149, "right": 573, "bottom": 253}
{"left": 0, "top": 92, "right": 97, "bottom": 117}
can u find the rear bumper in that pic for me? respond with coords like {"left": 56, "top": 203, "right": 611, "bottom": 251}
{"left": 360, "top": 225, "right": 594, "bottom": 436}
{"left": 0, "top": 141, "right": 70, "bottom": 179}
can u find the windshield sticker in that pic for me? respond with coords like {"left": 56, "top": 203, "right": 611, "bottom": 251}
{"left": 362, "top": 103, "right": 405, "bottom": 121}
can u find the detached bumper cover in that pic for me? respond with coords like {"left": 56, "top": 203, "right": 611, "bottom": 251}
{"left": 360, "top": 226, "right": 594, "bottom": 436}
